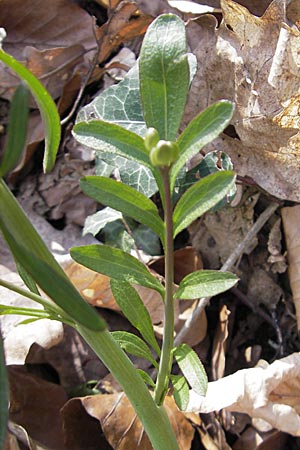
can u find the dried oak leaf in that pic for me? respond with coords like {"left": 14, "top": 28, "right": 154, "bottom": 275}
{"left": 184, "top": 0, "right": 300, "bottom": 201}
{"left": 187, "top": 352, "right": 300, "bottom": 436}
{"left": 8, "top": 365, "right": 68, "bottom": 450}
{"left": 63, "top": 393, "right": 195, "bottom": 450}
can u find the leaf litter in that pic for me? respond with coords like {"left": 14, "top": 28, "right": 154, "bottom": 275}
{"left": 2, "top": 0, "right": 300, "bottom": 449}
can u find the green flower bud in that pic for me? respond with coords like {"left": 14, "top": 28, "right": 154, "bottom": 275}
{"left": 149, "top": 140, "right": 180, "bottom": 168}
{"left": 144, "top": 127, "right": 160, "bottom": 152}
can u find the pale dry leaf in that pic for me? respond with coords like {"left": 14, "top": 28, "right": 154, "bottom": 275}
{"left": 187, "top": 352, "right": 300, "bottom": 436}
{"left": 211, "top": 304, "right": 230, "bottom": 381}
{"left": 184, "top": 0, "right": 300, "bottom": 201}
{"left": 281, "top": 205, "right": 300, "bottom": 329}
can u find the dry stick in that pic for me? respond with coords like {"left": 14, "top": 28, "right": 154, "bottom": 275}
{"left": 174, "top": 201, "right": 279, "bottom": 346}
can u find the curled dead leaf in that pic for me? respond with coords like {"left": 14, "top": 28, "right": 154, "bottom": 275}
{"left": 63, "top": 393, "right": 195, "bottom": 450}
{"left": 187, "top": 352, "right": 300, "bottom": 436}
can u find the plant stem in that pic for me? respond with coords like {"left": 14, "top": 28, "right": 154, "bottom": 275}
{"left": 154, "top": 168, "right": 174, "bottom": 405}
{"left": 77, "top": 325, "right": 180, "bottom": 450}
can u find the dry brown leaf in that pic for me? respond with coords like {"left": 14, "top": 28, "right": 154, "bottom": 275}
{"left": 282, "top": 205, "right": 300, "bottom": 329}
{"left": 63, "top": 393, "right": 195, "bottom": 450}
{"left": 233, "top": 428, "right": 288, "bottom": 450}
{"left": 211, "top": 304, "right": 230, "bottom": 381}
{"left": 187, "top": 352, "right": 300, "bottom": 436}
{"left": 184, "top": 0, "right": 300, "bottom": 201}
{"left": 8, "top": 366, "right": 68, "bottom": 450}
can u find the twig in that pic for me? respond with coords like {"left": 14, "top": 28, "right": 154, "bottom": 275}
{"left": 174, "top": 201, "right": 279, "bottom": 346}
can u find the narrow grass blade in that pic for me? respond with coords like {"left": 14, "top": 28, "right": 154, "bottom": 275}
{"left": 0, "top": 83, "right": 29, "bottom": 176}
{"left": 0, "top": 50, "right": 61, "bottom": 172}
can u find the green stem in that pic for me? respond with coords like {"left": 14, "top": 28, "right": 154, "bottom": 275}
{"left": 77, "top": 325, "right": 180, "bottom": 450}
{"left": 154, "top": 168, "right": 174, "bottom": 405}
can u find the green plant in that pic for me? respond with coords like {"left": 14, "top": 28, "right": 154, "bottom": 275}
{"left": 0, "top": 15, "right": 238, "bottom": 450}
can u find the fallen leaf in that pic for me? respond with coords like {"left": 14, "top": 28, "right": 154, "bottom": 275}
{"left": 63, "top": 393, "right": 195, "bottom": 450}
{"left": 233, "top": 428, "right": 288, "bottom": 450}
{"left": 184, "top": 0, "right": 300, "bottom": 201}
{"left": 187, "top": 352, "right": 300, "bottom": 436}
{"left": 281, "top": 205, "right": 300, "bottom": 329}
{"left": 8, "top": 366, "right": 68, "bottom": 450}
{"left": 211, "top": 304, "right": 230, "bottom": 381}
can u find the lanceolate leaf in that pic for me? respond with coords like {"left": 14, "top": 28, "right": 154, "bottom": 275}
{"left": 110, "top": 279, "right": 161, "bottom": 356}
{"left": 174, "top": 270, "right": 238, "bottom": 300}
{"left": 0, "top": 179, "right": 105, "bottom": 331}
{"left": 73, "top": 120, "right": 150, "bottom": 168}
{"left": 170, "top": 375, "right": 190, "bottom": 411}
{"left": 0, "top": 83, "right": 29, "bottom": 177}
{"left": 81, "top": 176, "right": 165, "bottom": 244}
{"left": 173, "top": 344, "right": 208, "bottom": 396}
{"left": 111, "top": 331, "right": 158, "bottom": 368}
{"left": 71, "top": 245, "right": 164, "bottom": 297}
{"left": 170, "top": 101, "right": 234, "bottom": 191}
{"left": 173, "top": 171, "right": 236, "bottom": 237}
{"left": 0, "top": 50, "right": 61, "bottom": 173}
{"left": 139, "top": 14, "right": 190, "bottom": 141}
{"left": 0, "top": 332, "right": 8, "bottom": 450}
{"left": 137, "top": 369, "right": 156, "bottom": 388}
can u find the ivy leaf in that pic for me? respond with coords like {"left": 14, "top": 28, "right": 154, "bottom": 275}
{"left": 174, "top": 270, "right": 238, "bottom": 300}
{"left": 83, "top": 207, "right": 122, "bottom": 237}
{"left": 110, "top": 279, "right": 161, "bottom": 356}
{"left": 71, "top": 245, "right": 164, "bottom": 297}
{"left": 170, "top": 374, "right": 190, "bottom": 411}
{"left": 139, "top": 14, "right": 190, "bottom": 141}
{"left": 80, "top": 176, "right": 165, "bottom": 244}
{"left": 173, "top": 344, "right": 208, "bottom": 396}
{"left": 111, "top": 331, "right": 158, "bottom": 368}
{"left": 173, "top": 171, "right": 236, "bottom": 237}
{"left": 76, "top": 64, "right": 146, "bottom": 136}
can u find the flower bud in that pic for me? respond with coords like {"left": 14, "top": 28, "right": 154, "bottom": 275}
{"left": 144, "top": 127, "right": 160, "bottom": 152}
{"left": 149, "top": 140, "right": 179, "bottom": 167}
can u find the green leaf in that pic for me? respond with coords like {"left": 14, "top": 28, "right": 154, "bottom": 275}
{"left": 170, "top": 101, "right": 234, "bottom": 190}
{"left": 110, "top": 279, "right": 161, "bottom": 356}
{"left": 73, "top": 120, "right": 150, "bottom": 168}
{"left": 81, "top": 176, "right": 165, "bottom": 244}
{"left": 83, "top": 207, "right": 122, "bottom": 237}
{"left": 76, "top": 63, "right": 146, "bottom": 136}
{"left": 0, "top": 83, "right": 29, "bottom": 177}
{"left": 137, "top": 369, "right": 156, "bottom": 388}
{"left": 173, "top": 344, "right": 207, "bottom": 396}
{"left": 111, "top": 331, "right": 158, "bottom": 368}
{"left": 96, "top": 152, "right": 158, "bottom": 198}
{"left": 71, "top": 245, "right": 164, "bottom": 297}
{"left": 0, "top": 332, "right": 9, "bottom": 450}
{"left": 15, "top": 260, "right": 40, "bottom": 295}
{"left": 0, "top": 179, "right": 105, "bottom": 331}
{"left": 170, "top": 375, "right": 190, "bottom": 411}
{"left": 103, "top": 219, "right": 134, "bottom": 253}
{"left": 0, "top": 49, "right": 61, "bottom": 173}
{"left": 174, "top": 270, "right": 238, "bottom": 300}
{"left": 139, "top": 14, "right": 190, "bottom": 140}
{"left": 173, "top": 171, "right": 236, "bottom": 237}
